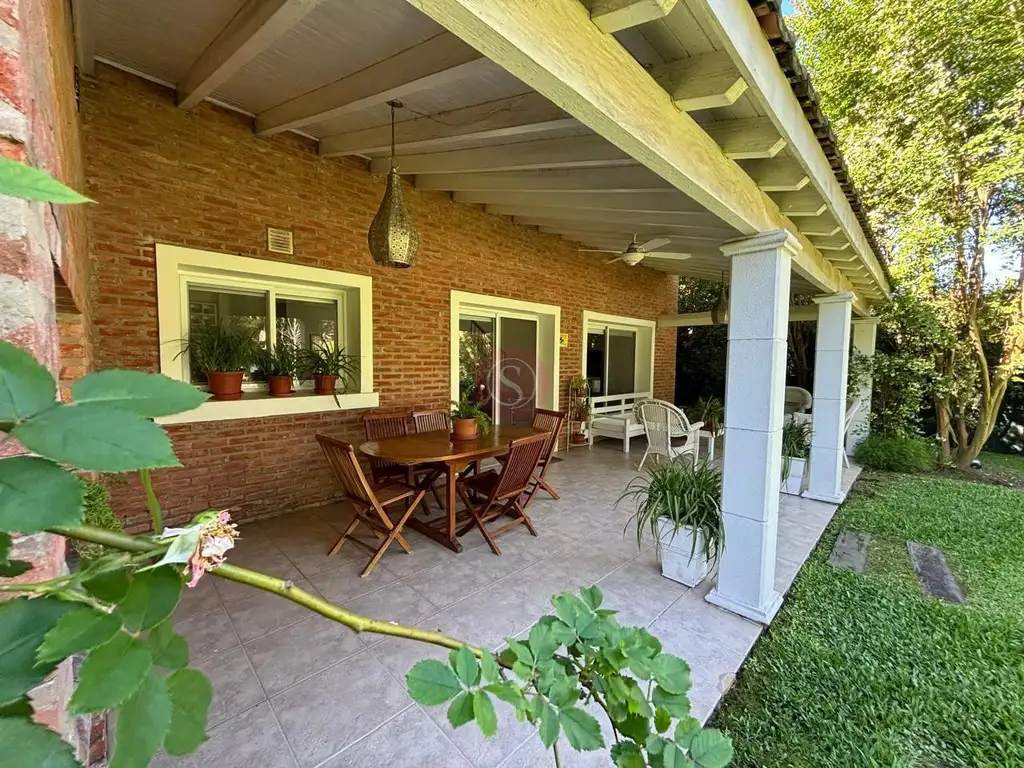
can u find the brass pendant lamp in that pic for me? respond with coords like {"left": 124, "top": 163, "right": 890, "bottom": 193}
{"left": 711, "top": 270, "right": 729, "bottom": 325}
{"left": 367, "top": 101, "right": 419, "bottom": 268}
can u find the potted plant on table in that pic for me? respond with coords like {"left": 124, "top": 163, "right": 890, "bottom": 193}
{"left": 781, "top": 420, "right": 811, "bottom": 495}
{"left": 178, "top": 322, "right": 257, "bottom": 401}
{"left": 299, "top": 338, "right": 359, "bottom": 395}
{"left": 695, "top": 395, "right": 724, "bottom": 436}
{"left": 567, "top": 375, "right": 591, "bottom": 444}
{"left": 450, "top": 393, "right": 490, "bottom": 440}
{"left": 254, "top": 341, "right": 300, "bottom": 397}
{"left": 619, "top": 457, "right": 724, "bottom": 587}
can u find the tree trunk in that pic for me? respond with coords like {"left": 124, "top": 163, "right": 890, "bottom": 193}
{"left": 935, "top": 396, "right": 952, "bottom": 464}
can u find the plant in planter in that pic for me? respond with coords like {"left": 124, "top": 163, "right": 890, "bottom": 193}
{"left": 568, "top": 375, "right": 591, "bottom": 444}
{"left": 178, "top": 322, "right": 257, "bottom": 400}
{"left": 619, "top": 458, "right": 724, "bottom": 587}
{"left": 299, "top": 339, "right": 359, "bottom": 395}
{"left": 451, "top": 392, "right": 491, "bottom": 440}
{"left": 695, "top": 395, "right": 725, "bottom": 435}
{"left": 254, "top": 341, "right": 301, "bottom": 397}
{"left": 781, "top": 420, "right": 812, "bottom": 495}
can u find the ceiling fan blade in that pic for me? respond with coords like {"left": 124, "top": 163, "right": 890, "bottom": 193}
{"left": 645, "top": 252, "right": 692, "bottom": 262}
{"left": 606, "top": 256, "right": 625, "bottom": 264}
{"left": 579, "top": 248, "right": 621, "bottom": 254}
{"left": 637, "top": 236, "right": 671, "bottom": 252}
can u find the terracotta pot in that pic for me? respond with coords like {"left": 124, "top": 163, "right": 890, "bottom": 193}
{"left": 313, "top": 374, "right": 338, "bottom": 395}
{"left": 267, "top": 374, "right": 293, "bottom": 397}
{"left": 452, "top": 417, "right": 478, "bottom": 441}
{"left": 206, "top": 371, "right": 244, "bottom": 401}
{"left": 570, "top": 432, "right": 587, "bottom": 445}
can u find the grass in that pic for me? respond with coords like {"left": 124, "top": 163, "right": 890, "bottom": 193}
{"left": 712, "top": 469, "right": 1024, "bottom": 767}
{"left": 976, "top": 451, "right": 1024, "bottom": 479}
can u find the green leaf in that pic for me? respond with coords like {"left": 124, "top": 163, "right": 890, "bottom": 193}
{"left": 551, "top": 593, "right": 587, "bottom": 630}
{"left": 406, "top": 659, "right": 462, "bottom": 705}
{"left": 0, "top": 717, "right": 78, "bottom": 768}
{"left": 147, "top": 620, "right": 189, "bottom": 670}
{"left": 0, "top": 696, "right": 32, "bottom": 717}
{"left": 110, "top": 670, "right": 172, "bottom": 768}
{"left": 484, "top": 682, "right": 525, "bottom": 710}
{"left": 617, "top": 713, "right": 650, "bottom": 745}
{"left": 141, "top": 527, "right": 199, "bottom": 572}
{"left": 528, "top": 620, "right": 559, "bottom": 661}
{"left": 559, "top": 706, "right": 604, "bottom": 751}
{"left": 0, "top": 341, "right": 56, "bottom": 425}
{"left": 480, "top": 651, "right": 501, "bottom": 684}
{"left": 661, "top": 740, "right": 691, "bottom": 768}
{"left": 118, "top": 566, "right": 183, "bottom": 631}
{"left": 538, "top": 701, "right": 560, "bottom": 748}
{"left": 0, "top": 456, "right": 84, "bottom": 534}
{"left": 449, "top": 646, "right": 480, "bottom": 688}
{"left": 0, "top": 559, "right": 30, "bottom": 577}
{"left": 83, "top": 568, "right": 131, "bottom": 603}
{"left": 580, "top": 584, "right": 603, "bottom": 610}
{"left": 12, "top": 403, "right": 180, "bottom": 472}
{"left": 674, "top": 717, "right": 701, "bottom": 748}
{"left": 0, "top": 597, "right": 70, "bottom": 702}
{"left": 611, "top": 741, "right": 646, "bottom": 768}
{"left": 472, "top": 690, "right": 497, "bottom": 737}
{"left": 652, "top": 685, "right": 691, "bottom": 720}
{"left": 447, "top": 691, "right": 475, "bottom": 728}
{"left": 688, "top": 729, "right": 733, "bottom": 768}
{"left": 164, "top": 668, "right": 212, "bottom": 755}
{"left": 72, "top": 370, "right": 209, "bottom": 418}
{"left": 69, "top": 633, "right": 152, "bottom": 714}
{"left": 655, "top": 707, "right": 672, "bottom": 734}
{"left": 650, "top": 654, "right": 691, "bottom": 696}
{"left": 0, "top": 156, "right": 91, "bottom": 203}
{"left": 36, "top": 605, "right": 122, "bottom": 662}
{"left": 506, "top": 638, "right": 534, "bottom": 666}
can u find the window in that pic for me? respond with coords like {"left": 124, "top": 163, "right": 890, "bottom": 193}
{"left": 582, "top": 312, "right": 655, "bottom": 398}
{"left": 156, "top": 244, "right": 377, "bottom": 423}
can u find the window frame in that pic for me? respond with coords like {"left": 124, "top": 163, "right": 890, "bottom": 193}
{"left": 155, "top": 244, "right": 377, "bottom": 424}
{"left": 581, "top": 311, "right": 656, "bottom": 397}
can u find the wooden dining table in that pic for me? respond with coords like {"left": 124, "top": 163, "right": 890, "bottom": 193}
{"left": 359, "top": 424, "right": 541, "bottom": 553}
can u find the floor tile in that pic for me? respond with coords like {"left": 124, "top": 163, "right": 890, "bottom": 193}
{"left": 244, "top": 614, "right": 365, "bottom": 697}
{"left": 308, "top": 559, "right": 399, "bottom": 605}
{"left": 321, "top": 705, "right": 472, "bottom": 767}
{"left": 403, "top": 555, "right": 494, "bottom": 610}
{"left": 429, "top": 583, "right": 547, "bottom": 652}
{"left": 423, "top": 694, "right": 538, "bottom": 768}
{"left": 151, "top": 702, "right": 296, "bottom": 768}
{"left": 224, "top": 579, "right": 320, "bottom": 643}
{"left": 344, "top": 581, "right": 440, "bottom": 645}
{"left": 370, "top": 626, "right": 449, "bottom": 680}
{"left": 174, "top": 604, "right": 240, "bottom": 664}
{"left": 174, "top": 578, "right": 222, "bottom": 621}
{"left": 271, "top": 650, "right": 411, "bottom": 768}
{"left": 195, "top": 649, "right": 266, "bottom": 728}
{"left": 656, "top": 587, "right": 762, "bottom": 655}
{"left": 214, "top": 548, "right": 303, "bottom": 604}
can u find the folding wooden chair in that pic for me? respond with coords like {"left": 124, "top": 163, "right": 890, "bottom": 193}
{"left": 496, "top": 408, "right": 566, "bottom": 507}
{"left": 362, "top": 413, "right": 411, "bottom": 484}
{"left": 456, "top": 432, "right": 548, "bottom": 556}
{"left": 412, "top": 410, "right": 451, "bottom": 434}
{"left": 316, "top": 435, "right": 427, "bottom": 577}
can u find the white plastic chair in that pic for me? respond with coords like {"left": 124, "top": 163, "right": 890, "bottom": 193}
{"left": 636, "top": 400, "right": 703, "bottom": 471}
{"left": 842, "top": 399, "right": 862, "bottom": 467}
{"left": 784, "top": 386, "right": 813, "bottom": 415}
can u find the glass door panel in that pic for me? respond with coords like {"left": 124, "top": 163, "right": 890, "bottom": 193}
{"left": 498, "top": 316, "right": 538, "bottom": 425}
{"left": 586, "top": 331, "right": 606, "bottom": 397}
{"left": 606, "top": 328, "right": 637, "bottom": 395}
{"left": 458, "top": 315, "right": 495, "bottom": 422}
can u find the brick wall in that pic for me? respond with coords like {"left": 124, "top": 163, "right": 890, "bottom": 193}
{"left": 82, "top": 65, "right": 678, "bottom": 530}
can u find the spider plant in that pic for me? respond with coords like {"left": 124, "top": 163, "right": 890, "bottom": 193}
{"left": 695, "top": 395, "right": 724, "bottom": 433}
{"left": 177, "top": 322, "right": 257, "bottom": 373}
{"left": 254, "top": 340, "right": 301, "bottom": 378}
{"left": 781, "top": 420, "right": 812, "bottom": 482}
{"left": 451, "top": 392, "right": 491, "bottom": 433}
{"left": 298, "top": 339, "right": 359, "bottom": 387}
{"left": 618, "top": 457, "right": 724, "bottom": 564}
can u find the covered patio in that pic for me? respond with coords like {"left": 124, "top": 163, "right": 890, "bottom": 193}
{"left": 161, "top": 442, "right": 860, "bottom": 767}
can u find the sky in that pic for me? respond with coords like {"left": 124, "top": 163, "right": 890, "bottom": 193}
{"left": 781, "top": 0, "right": 795, "bottom": 14}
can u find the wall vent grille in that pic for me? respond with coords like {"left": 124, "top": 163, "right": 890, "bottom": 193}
{"left": 267, "top": 226, "right": 294, "bottom": 255}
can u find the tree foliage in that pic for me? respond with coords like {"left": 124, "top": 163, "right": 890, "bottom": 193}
{"left": 792, "top": 0, "right": 1024, "bottom": 466}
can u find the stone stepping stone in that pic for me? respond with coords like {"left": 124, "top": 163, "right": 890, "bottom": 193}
{"left": 907, "top": 541, "right": 966, "bottom": 604}
{"left": 828, "top": 530, "right": 870, "bottom": 573}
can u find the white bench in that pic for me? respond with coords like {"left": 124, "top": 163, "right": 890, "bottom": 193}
{"left": 587, "top": 392, "right": 651, "bottom": 453}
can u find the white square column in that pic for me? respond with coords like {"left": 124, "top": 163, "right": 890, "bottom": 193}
{"left": 846, "top": 318, "right": 879, "bottom": 455}
{"left": 804, "top": 293, "right": 854, "bottom": 503}
{"left": 706, "top": 230, "right": 797, "bottom": 625}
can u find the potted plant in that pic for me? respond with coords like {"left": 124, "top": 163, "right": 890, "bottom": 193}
{"left": 619, "top": 457, "right": 724, "bottom": 587}
{"left": 695, "top": 395, "right": 724, "bottom": 435}
{"left": 178, "top": 323, "right": 257, "bottom": 401}
{"left": 781, "top": 420, "right": 811, "bottom": 495}
{"left": 567, "top": 375, "right": 591, "bottom": 444}
{"left": 299, "top": 339, "right": 359, "bottom": 395}
{"left": 255, "top": 341, "right": 300, "bottom": 397}
{"left": 450, "top": 393, "right": 490, "bottom": 440}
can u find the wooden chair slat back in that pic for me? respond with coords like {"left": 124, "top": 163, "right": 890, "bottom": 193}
{"left": 316, "top": 434, "right": 374, "bottom": 505}
{"left": 412, "top": 410, "right": 451, "bottom": 434}
{"left": 494, "top": 432, "right": 548, "bottom": 500}
{"left": 531, "top": 408, "right": 566, "bottom": 458}
{"left": 363, "top": 413, "right": 410, "bottom": 474}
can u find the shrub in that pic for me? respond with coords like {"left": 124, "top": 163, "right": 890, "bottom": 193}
{"left": 854, "top": 434, "right": 935, "bottom": 472}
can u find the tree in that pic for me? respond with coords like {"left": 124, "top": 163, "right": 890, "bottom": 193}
{"left": 792, "top": 0, "right": 1024, "bottom": 466}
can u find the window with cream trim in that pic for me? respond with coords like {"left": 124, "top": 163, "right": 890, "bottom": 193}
{"left": 155, "top": 244, "right": 377, "bottom": 424}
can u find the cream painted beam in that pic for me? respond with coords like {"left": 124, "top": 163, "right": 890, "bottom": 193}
{"left": 738, "top": 158, "right": 809, "bottom": 192}
{"left": 658, "top": 304, "right": 818, "bottom": 327}
{"left": 688, "top": 0, "right": 889, "bottom": 295}
{"left": 403, "top": 0, "right": 868, "bottom": 313}
{"left": 586, "top": 0, "right": 679, "bottom": 33}
{"left": 809, "top": 235, "right": 852, "bottom": 252}
{"left": 801, "top": 213, "right": 842, "bottom": 237}
{"left": 703, "top": 118, "right": 786, "bottom": 159}
{"left": 318, "top": 93, "right": 574, "bottom": 157}
{"left": 510, "top": 212, "right": 734, "bottom": 238}
{"left": 652, "top": 51, "right": 748, "bottom": 111}
{"left": 255, "top": 33, "right": 482, "bottom": 136}
{"left": 452, "top": 190, "right": 710, "bottom": 214}
{"left": 414, "top": 166, "right": 673, "bottom": 192}
{"left": 177, "top": 0, "right": 322, "bottom": 110}
{"left": 71, "top": 0, "right": 95, "bottom": 76}
{"left": 373, "top": 135, "right": 630, "bottom": 175}
{"left": 769, "top": 189, "right": 827, "bottom": 217}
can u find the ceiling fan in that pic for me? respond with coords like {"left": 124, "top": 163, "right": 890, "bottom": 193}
{"left": 580, "top": 235, "right": 692, "bottom": 267}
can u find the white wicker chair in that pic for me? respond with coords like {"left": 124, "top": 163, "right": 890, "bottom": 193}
{"left": 636, "top": 400, "right": 703, "bottom": 471}
{"left": 842, "top": 399, "right": 862, "bottom": 467}
{"left": 784, "top": 386, "right": 813, "bottom": 415}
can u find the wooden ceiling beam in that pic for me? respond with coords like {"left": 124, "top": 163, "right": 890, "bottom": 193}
{"left": 452, "top": 190, "right": 710, "bottom": 215}
{"left": 177, "top": 0, "right": 323, "bottom": 111}
{"left": 373, "top": 135, "right": 631, "bottom": 175}
{"left": 738, "top": 158, "right": 809, "bottom": 192}
{"left": 71, "top": 0, "right": 95, "bottom": 76}
{"left": 319, "top": 93, "right": 575, "bottom": 157}
{"left": 702, "top": 118, "right": 786, "bottom": 159}
{"left": 809, "top": 235, "right": 853, "bottom": 252}
{"left": 506, "top": 209, "right": 735, "bottom": 236}
{"left": 768, "top": 189, "right": 828, "bottom": 217}
{"left": 586, "top": 0, "right": 679, "bottom": 33}
{"left": 652, "top": 51, "right": 748, "bottom": 111}
{"left": 414, "top": 166, "right": 673, "bottom": 192}
{"left": 255, "top": 32, "right": 482, "bottom": 136}
{"left": 800, "top": 213, "right": 842, "bottom": 237}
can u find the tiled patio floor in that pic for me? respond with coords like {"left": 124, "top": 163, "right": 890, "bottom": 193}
{"left": 157, "top": 441, "right": 860, "bottom": 768}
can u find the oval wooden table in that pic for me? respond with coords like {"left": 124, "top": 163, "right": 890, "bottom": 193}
{"left": 360, "top": 424, "right": 541, "bottom": 553}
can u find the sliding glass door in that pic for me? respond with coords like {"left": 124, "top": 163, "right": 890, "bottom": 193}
{"left": 586, "top": 325, "right": 638, "bottom": 397}
{"left": 458, "top": 312, "right": 538, "bottom": 425}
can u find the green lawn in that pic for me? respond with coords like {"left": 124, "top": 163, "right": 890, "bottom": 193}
{"left": 712, "top": 470, "right": 1024, "bottom": 768}
{"left": 977, "top": 450, "right": 1024, "bottom": 479}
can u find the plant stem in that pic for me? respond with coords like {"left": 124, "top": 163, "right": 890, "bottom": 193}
{"left": 553, "top": 740, "right": 562, "bottom": 768}
{"left": 139, "top": 470, "right": 163, "bottom": 532}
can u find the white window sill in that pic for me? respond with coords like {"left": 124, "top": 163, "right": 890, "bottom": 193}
{"left": 155, "top": 391, "right": 380, "bottom": 425}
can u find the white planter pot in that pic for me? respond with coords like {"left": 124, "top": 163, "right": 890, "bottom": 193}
{"left": 781, "top": 456, "right": 806, "bottom": 496}
{"left": 657, "top": 518, "right": 712, "bottom": 587}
